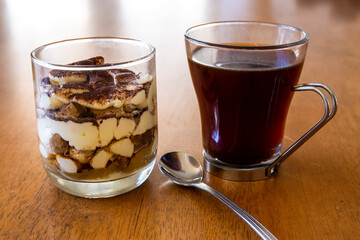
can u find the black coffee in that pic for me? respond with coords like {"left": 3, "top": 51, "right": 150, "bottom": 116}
{"left": 188, "top": 46, "right": 304, "bottom": 165}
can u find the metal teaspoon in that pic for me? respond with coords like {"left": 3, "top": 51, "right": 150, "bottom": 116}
{"left": 159, "top": 151, "right": 277, "bottom": 240}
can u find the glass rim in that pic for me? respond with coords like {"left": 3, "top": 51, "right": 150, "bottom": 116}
{"left": 30, "top": 37, "right": 156, "bottom": 70}
{"left": 184, "top": 21, "right": 310, "bottom": 50}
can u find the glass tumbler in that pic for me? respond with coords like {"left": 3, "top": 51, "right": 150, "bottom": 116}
{"left": 31, "top": 37, "right": 157, "bottom": 198}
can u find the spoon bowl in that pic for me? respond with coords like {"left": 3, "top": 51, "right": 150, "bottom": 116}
{"left": 159, "top": 151, "right": 278, "bottom": 240}
{"left": 159, "top": 152, "right": 203, "bottom": 185}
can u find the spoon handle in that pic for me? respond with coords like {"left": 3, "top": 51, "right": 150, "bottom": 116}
{"left": 193, "top": 182, "right": 277, "bottom": 240}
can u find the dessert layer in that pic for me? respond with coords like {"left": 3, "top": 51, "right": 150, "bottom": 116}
{"left": 37, "top": 110, "right": 156, "bottom": 151}
{"left": 36, "top": 57, "right": 157, "bottom": 175}
{"left": 39, "top": 128, "right": 156, "bottom": 174}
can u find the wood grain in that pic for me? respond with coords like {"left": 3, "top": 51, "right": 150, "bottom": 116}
{"left": 0, "top": 0, "right": 359, "bottom": 239}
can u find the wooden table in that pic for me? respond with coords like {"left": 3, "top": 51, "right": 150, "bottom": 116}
{"left": 0, "top": 0, "right": 359, "bottom": 239}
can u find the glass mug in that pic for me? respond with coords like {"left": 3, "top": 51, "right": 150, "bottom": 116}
{"left": 185, "top": 21, "right": 337, "bottom": 181}
{"left": 31, "top": 37, "right": 157, "bottom": 198}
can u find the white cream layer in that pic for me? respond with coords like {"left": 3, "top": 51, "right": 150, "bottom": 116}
{"left": 37, "top": 110, "right": 156, "bottom": 152}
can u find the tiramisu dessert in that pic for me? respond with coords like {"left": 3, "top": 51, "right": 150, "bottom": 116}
{"left": 36, "top": 56, "right": 157, "bottom": 181}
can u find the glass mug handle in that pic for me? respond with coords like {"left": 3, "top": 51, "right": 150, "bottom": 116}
{"left": 267, "top": 83, "right": 338, "bottom": 176}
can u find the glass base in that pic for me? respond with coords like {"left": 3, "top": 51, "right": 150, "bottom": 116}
{"left": 46, "top": 159, "right": 155, "bottom": 198}
{"left": 203, "top": 151, "right": 279, "bottom": 181}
